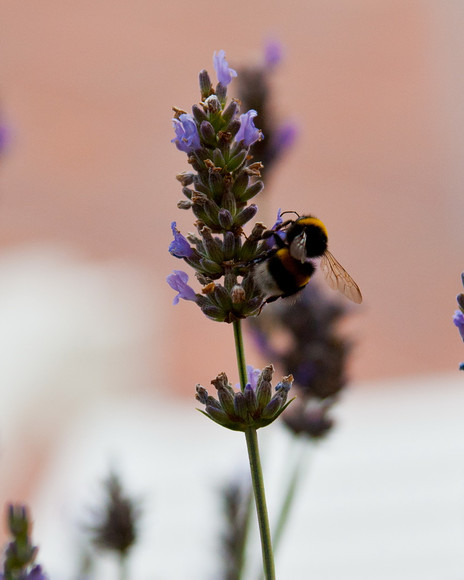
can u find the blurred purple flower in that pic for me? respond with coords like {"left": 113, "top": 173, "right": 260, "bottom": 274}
{"left": 172, "top": 113, "right": 201, "bottom": 153}
{"left": 453, "top": 309, "right": 464, "bottom": 341}
{"left": 167, "top": 270, "right": 197, "bottom": 305}
{"left": 169, "top": 222, "right": 194, "bottom": 258}
{"left": 0, "top": 125, "right": 8, "bottom": 155}
{"left": 27, "top": 566, "right": 47, "bottom": 580}
{"left": 273, "top": 122, "right": 298, "bottom": 156}
{"left": 264, "top": 38, "right": 283, "bottom": 68}
{"left": 235, "top": 110, "right": 262, "bottom": 147}
{"left": 213, "top": 50, "right": 237, "bottom": 86}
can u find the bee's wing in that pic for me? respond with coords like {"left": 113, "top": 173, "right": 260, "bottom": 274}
{"left": 289, "top": 232, "right": 307, "bottom": 263}
{"left": 320, "top": 250, "right": 363, "bottom": 304}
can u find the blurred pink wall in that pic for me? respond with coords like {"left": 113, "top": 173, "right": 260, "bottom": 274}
{"left": 1, "top": 0, "right": 464, "bottom": 397}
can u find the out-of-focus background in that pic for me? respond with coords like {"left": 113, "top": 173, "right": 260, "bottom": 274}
{"left": 1, "top": 1, "right": 464, "bottom": 578}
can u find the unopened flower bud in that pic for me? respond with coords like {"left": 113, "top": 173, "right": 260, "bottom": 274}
{"left": 212, "top": 148, "right": 226, "bottom": 168}
{"left": 199, "top": 69, "right": 213, "bottom": 99}
{"left": 200, "top": 121, "right": 217, "bottom": 146}
{"left": 223, "top": 231, "right": 236, "bottom": 260}
{"left": 231, "top": 171, "right": 249, "bottom": 197}
{"left": 226, "top": 149, "right": 247, "bottom": 172}
{"left": 244, "top": 383, "right": 258, "bottom": 414}
{"left": 192, "top": 103, "right": 208, "bottom": 125}
{"left": 234, "top": 204, "right": 258, "bottom": 227}
{"left": 238, "top": 180, "right": 264, "bottom": 203}
{"left": 233, "top": 392, "right": 249, "bottom": 421}
{"left": 218, "top": 209, "right": 234, "bottom": 230}
{"left": 218, "top": 387, "right": 236, "bottom": 416}
{"left": 222, "top": 99, "right": 240, "bottom": 126}
{"left": 176, "top": 171, "right": 195, "bottom": 186}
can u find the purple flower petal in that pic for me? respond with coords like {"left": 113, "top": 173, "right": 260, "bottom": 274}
{"left": 169, "top": 222, "right": 194, "bottom": 258}
{"left": 453, "top": 309, "right": 464, "bottom": 341}
{"left": 167, "top": 270, "right": 197, "bottom": 305}
{"left": 213, "top": 50, "right": 237, "bottom": 86}
{"left": 235, "top": 110, "right": 262, "bottom": 147}
{"left": 266, "top": 208, "right": 286, "bottom": 248}
{"left": 271, "top": 208, "right": 283, "bottom": 230}
{"left": 246, "top": 365, "right": 261, "bottom": 390}
{"left": 171, "top": 114, "right": 201, "bottom": 153}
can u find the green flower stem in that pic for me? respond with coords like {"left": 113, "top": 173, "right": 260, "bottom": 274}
{"left": 233, "top": 319, "right": 248, "bottom": 392}
{"left": 233, "top": 320, "right": 276, "bottom": 580}
{"left": 245, "top": 428, "right": 276, "bottom": 580}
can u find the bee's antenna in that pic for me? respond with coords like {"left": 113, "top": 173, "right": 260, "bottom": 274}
{"left": 280, "top": 210, "right": 300, "bottom": 218}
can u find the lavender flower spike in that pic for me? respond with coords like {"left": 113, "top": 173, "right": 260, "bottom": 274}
{"left": 453, "top": 310, "right": 464, "bottom": 341}
{"left": 213, "top": 50, "right": 237, "bottom": 86}
{"left": 167, "top": 270, "right": 197, "bottom": 305}
{"left": 169, "top": 222, "right": 194, "bottom": 258}
{"left": 172, "top": 113, "right": 201, "bottom": 153}
{"left": 235, "top": 110, "right": 262, "bottom": 147}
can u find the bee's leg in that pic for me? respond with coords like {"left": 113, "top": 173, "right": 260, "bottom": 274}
{"left": 256, "top": 294, "right": 279, "bottom": 315}
{"left": 272, "top": 232, "right": 287, "bottom": 248}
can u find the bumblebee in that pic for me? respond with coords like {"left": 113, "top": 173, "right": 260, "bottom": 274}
{"left": 253, "top": 214, "right": 363, "bottom": 304}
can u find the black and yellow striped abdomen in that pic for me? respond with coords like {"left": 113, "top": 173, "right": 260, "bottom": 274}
{"left": 266, "top": 248, "right": 315, "bottom": 296}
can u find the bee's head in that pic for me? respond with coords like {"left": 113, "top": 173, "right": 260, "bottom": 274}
{"left": 288, "top": 217, "right": 328, "bottom": 259}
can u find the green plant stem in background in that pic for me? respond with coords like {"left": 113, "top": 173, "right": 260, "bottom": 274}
{"left": 256, "top": 437, "right": 314, "bottom": 580}
{"left": 273, "top": 436, "right": 314, "bottom": 554}
{"left": 233, "top": 320, "right": 276, "bottom": 580}
{"left": 119, "top": 554, "right": 129, "bottom": 580}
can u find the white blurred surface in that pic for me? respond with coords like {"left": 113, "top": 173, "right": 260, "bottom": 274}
{"left": 32, "top": 372, "right": 464, "bottom": 580}
{"left": 0, "top": 245, "right": 158, "bottom": 504}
